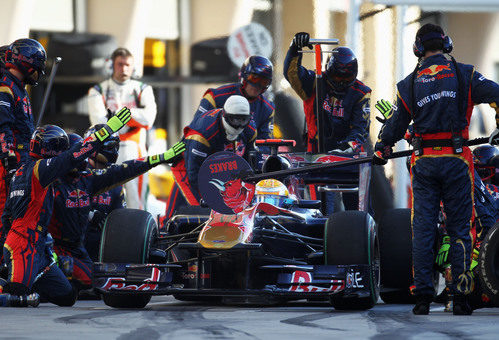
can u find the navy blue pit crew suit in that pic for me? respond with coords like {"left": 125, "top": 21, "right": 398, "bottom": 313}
{"left": 376, "top": 53, "right": 499, "bottom": 297}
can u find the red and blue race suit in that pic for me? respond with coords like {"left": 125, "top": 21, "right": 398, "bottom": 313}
{"left": 283, "top": 46, "right": 371, "bottom": 152}
{"left": 376, "top": 53, "right": 499, "bottom": 297}
{"left": 48, "top": 162, "right": 144, "bottom": 288}
{"left": 85, "top": 185, "right": 125, "bottom": 262}
{"left": 195, "top": 83, "right": 275, "bottom": 143}
{"left": 0, "top": 71, "right": 34, "bottom": 238}
{"left": 165, "top": 108, "right": 250, "bottom": 219}
{"left": 0, "top": 137, "right": 101, "bottom": 304}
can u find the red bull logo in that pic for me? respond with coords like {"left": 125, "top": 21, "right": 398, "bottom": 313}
{"left": 417, "top": 64, "right": 451, "bottom": 78}
{"left": 209, "top": 178, "right": 255, "bottom": 213}
{"left": 100, "top": 267, "right": 161, "bottom": 291}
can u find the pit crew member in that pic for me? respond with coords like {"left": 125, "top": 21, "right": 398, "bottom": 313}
{"left": 283, "top": 32, "right": 371, "bottom": 153}
{"left": 195, "top": 55, "right": 274, "bottom": 145}
{"left": 0, "top": 39, "right": 46, "bottom": 247}
{"left": 373, "top": 23, "right": 499, "bottom": 315}
{"left": 165, "top": 95, "right": 252, "bottom": 219}
{"left": 83, "top": 125, "right": 126, "bottom": 262}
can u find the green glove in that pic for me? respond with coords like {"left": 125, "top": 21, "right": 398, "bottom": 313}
{"left": 95, "top": 107, "right": 132, "bottom": 142}
{"left": 375, "top": 99, "right": 392, "bottom": 124}
{"left": 470, "top": 247, "right": 480, "bottom": 271}
{"left": 435, "top": 235, "right": 450, "bottom": 268}
{"left": 148, "top": 141, "right": 186, "bottom": 166}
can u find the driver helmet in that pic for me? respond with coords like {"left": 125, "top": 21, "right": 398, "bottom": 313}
{"left": 255, "top": 179, "right": 289, "bottom": 206}
{"left": 473, "top": 145, "right": 499, "bottom": 183}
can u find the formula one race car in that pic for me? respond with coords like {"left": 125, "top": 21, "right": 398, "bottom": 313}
{"left": 93, "top": 140, "right": 380, "bottom": 309}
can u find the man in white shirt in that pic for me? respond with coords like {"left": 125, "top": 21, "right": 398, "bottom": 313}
{"left": 87, "top": 47, "right": 157, "bottom": 209}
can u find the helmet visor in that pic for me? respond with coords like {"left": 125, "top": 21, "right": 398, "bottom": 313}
{"left": 246, "top": 73, "right": 271, "bottom": 90}
{"left": 224, "top": 114, "right": 251, "bottom": 129}
{"left": 256, "top": 194, "right": 286, "bottom": 206}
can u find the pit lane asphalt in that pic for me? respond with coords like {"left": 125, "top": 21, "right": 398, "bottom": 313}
{"left": 1, "top": 296, "right": 498, "bottom": 339}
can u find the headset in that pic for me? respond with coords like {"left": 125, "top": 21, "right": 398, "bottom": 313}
{"left": 413, "top": 31, "right": 453, "bottom": 58}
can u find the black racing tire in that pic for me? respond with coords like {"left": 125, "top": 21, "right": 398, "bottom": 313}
{"left": 378, "top": 208, "right": 415, "bottom": 304}
{"left": 99, "top": 209, "right": 157, "bottom": 308}
{"left": 478, "top": 221, "right": 499, "bottom": 305}
{"left": 325, "top": 211, "right": 379, "bottom": 310}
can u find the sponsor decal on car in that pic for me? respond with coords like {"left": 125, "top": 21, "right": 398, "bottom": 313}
{"left": 100, "top": 267, "right": 161, "bottom": 291}
{"left": 288, "top": 271, "right": 344, "bottom": 292}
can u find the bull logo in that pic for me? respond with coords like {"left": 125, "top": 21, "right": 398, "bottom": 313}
{"left": 209, "top": 177, "right": 255, "bottom": 214}
{"left": 417, "top": 64, "right": 451, "bottom": 78}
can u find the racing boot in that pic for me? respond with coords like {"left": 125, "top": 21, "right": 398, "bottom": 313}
{"left": 0, "top": 293, "right": 40, "bottom": 307}
{"left": 412, "top": 294, "right": 433, "bottom": 315}
{"left": 453, "top": 294, "right": 472, "bottom": 315}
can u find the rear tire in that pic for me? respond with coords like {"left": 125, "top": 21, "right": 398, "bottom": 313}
{"left": 479, "top": 222, "right": 499, "bottom": 305}
{"left": 99, "top": 209, "right": 157, "bottom": 308}
{"left": 325, "top": 211, "right": 379, "bottom": 310}
{"left": 378, "top": 208, "right": 415, "bottom": 304}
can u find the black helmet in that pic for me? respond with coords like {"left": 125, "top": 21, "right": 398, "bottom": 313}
{"left": 30, "top": 125, "right": 69, "bottom": 159}
{"left": 5, "top": 39, "right": 47, "bottom": 85}
{"left": 325, "top": 47, "right": 358, "bottom": 92}
{"left": 239, "top": 56, "right": 273, "bottom": 93}
{"left": 85, "top": 124, "right": 120, "bottom": 165}
{"left": 474, "top": 145, "right": 499, "bottom": 183}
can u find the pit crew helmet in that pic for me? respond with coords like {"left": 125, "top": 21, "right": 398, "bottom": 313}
{"left": 473, "top": 145, "right": 499, "bottom": 183}
{"left": 84, "top": 124, "right": 120, "bottom": 166}
{"left": 29, "top": 125, "right": 69, "bottom": 159}
{"left": 325, "top": 47, "right": 357, "bottom": 93}
{"left": 222, "top": 95, "right": 251, "bottom": 141}
{"left": 255, "top": 179, "right": 290, "bottom": 206}
{"left": 239, "top": 56, "right": 273, "bottom": 94}
{"left": 5, "top": 38, "right": 47, "bottom": 85}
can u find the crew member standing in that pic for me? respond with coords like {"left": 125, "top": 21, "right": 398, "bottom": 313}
{"left": 0, "top": 39, "right": 46, "bottom": 249}
{"left": 88, "top": 47, "right": 157, "bottom": 209}
{"left": 283, "top": 32, "right": 371, "bottom": 153}
{"left": 373, "top": 24, "right": 499, "bottom": 315}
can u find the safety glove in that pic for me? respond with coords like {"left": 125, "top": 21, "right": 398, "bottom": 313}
{"left": 488, "top": 128, "right": 499, "bottom": 145}
{"left": 375, "top": 99, "right": 392, "bottom": 124}
{"left": 372, "top": 145, "right": 392, "bottom": 165}
{"left": 148, "top": 141, "right": 186, "bottom": 166}
{"left": 95, "top": 107, "right": 132, "bottom": 142}
{"left": 435, "top": 235, "right": 450, "bottom": 269}
{"left": 470, "top": 246, "right": 480, "bottom": 272}
{"left": 292, "top": 32, "right": 312, "bottom": 50}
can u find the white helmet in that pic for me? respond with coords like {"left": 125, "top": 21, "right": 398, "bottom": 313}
{"left": 222, "top": 95, "right": 251, "bottom": 141}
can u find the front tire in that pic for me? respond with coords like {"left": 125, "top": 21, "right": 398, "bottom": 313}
{"left": 325, "top": 211, "right": 379, "bottom": 310}
{"left": 99, "top": 209, "right": 157, "bottom": 308}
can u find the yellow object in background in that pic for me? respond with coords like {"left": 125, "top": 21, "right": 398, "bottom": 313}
{"left": 144, "top": 39, "right": 166, "bottom": 68}
{"left": 149, "top": 169, "right": 174, "bottom": 201}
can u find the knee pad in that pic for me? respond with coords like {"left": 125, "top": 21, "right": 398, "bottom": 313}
{"left": 3, "top": 282, "right": 29, "bottom": 296}
{"left": 49, "top": 287, "right": 78, "bottom": 307}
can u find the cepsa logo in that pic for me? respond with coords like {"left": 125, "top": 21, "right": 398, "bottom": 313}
{"left": 417, "top": 64, "right": 451, "bottom": 78}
